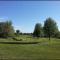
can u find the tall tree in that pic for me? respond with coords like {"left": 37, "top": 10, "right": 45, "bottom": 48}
{"left": 4, "top": 21, "right": 14, "bottom": 37}
{"left": 43, "top": 17, "right": 58, "bottom": 40}
{"left": 33, "top": 23, "right": 43, "bottom": 37}
{"left": 0, "top": 21, "right": 14, "bottom": 38}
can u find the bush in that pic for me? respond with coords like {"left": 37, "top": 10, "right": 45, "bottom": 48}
{"left": 55, "top": 32, "right": 60, "bottom": 39}
{"left": 12, "top": 37, "right": 23, "bottom": 41}
{"left": 12, "top": 37, "right": 17, "bottom": 40}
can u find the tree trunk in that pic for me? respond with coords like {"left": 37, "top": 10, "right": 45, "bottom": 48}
{"left": 49, "top": 35, "right": 50, "bottom": 40}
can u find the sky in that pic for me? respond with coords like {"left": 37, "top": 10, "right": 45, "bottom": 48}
{"left": 0, "top": 1, "right": 60, "bottom": 33}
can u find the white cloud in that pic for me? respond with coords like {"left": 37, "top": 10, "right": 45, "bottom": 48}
{"left": 56, "top": 20, "right": 60, "bottom": 31}
{"left": 0, "top": 17, "right": 9, "bottom": 22}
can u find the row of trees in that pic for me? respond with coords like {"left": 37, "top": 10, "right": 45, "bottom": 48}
{"left": 33, "top": 18, "right": 60, "bottom": 40}
{"left": 0, "top": 17, "right": 60, "bottom": 40}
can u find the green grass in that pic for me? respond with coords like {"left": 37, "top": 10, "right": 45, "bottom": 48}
{"left": 0, "top": 35, "right": 60, "bottom": 60}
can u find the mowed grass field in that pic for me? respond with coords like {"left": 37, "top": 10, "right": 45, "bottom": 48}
{"left": 0, "top": 35, "right": 60, "bottom": 60}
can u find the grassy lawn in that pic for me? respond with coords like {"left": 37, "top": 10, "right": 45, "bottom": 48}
{"left": 0, "top": 35, "right": 60, "bottom": 60}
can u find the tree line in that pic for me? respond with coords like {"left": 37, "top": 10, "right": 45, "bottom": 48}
{"left": 33, "top": 17, "right": 60, "bottom": 40}
{"left": 0, "top": 17, "right": 60, "bottom": 40}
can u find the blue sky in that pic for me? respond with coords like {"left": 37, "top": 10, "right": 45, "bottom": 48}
{"left": 0, "top": 1, "right": 60, "bottom": 33}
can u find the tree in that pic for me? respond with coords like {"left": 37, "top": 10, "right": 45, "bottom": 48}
{"left": 5, "top": 21, "right": 14, "bottom": 37}
{"left": 55, "top": 31, "right": 60, "bottom": 39}
{"left": 43, "top": 17, "right": 58, "bottom": 40}
{"left": 16, "top": 30, "right": 20, "bottom": 35}
{"left": 33, "top": 23, "right": 43, "bottom": 37}
{"left": 0, "top": 21, "right": 14, "bottom": 38}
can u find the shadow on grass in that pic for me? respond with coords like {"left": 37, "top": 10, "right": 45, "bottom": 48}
{"left": 0, "top": 41, "right": 39, "bottom": 44}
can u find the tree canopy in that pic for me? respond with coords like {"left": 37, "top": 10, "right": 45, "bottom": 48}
{"left": 0, "top": 21, "right": 14, "bottom": 38}
{"left": 43, "top": 17, "right": 58, "bottom": 40}
{"left": 33, "top": 23, "right": 43, "bottom": 37}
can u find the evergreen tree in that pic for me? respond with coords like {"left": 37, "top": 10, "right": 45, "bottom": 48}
{"left": 33, "top": 23, "right": 43, "bottom": 37}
